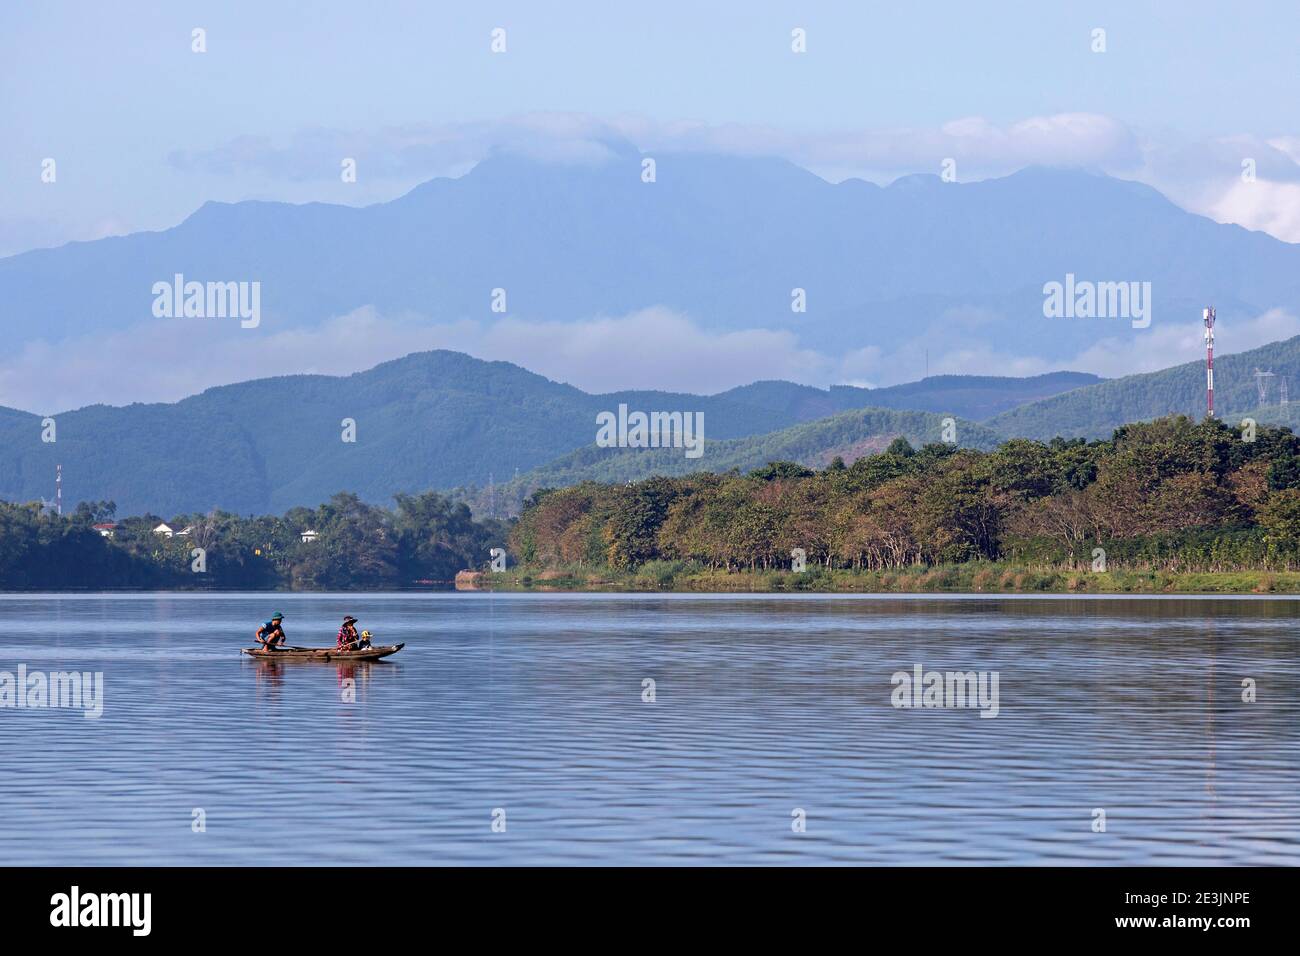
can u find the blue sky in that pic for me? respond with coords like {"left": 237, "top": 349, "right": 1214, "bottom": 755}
{"left": 4, "top": 0, "right": 1300, "bottom": 255}
{"left": 4, "top": 1, "right": 1300, "bottom": 409}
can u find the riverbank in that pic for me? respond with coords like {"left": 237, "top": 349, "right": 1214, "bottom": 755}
{"left": 456, "top": 564, "right": 1300, "bottom": 594}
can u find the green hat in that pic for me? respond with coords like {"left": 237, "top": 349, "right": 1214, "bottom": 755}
{"left": 271, "top": 612, "right": 284, "bottom": 620}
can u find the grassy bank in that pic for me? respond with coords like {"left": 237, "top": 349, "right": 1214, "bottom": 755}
{"left": 461, "top": 562, "right": 1300, "bottom": 594}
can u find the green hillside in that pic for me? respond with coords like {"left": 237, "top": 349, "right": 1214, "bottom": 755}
{"left": 986, "top": 334, "right": 1300, "bottom": 439}
{"left": 0, "top": 350, "right": 1085, "bottom": 517}
{"left": 458, "top": 407, "right": 1001, "bottom": 516}
{"left": 0, "top": 351, "right": 789, "bottom": 516}
{"left": 717, "top": 371, "right": 1100, "bottom": 422}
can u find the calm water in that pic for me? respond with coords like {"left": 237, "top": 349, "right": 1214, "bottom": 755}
{"left": 0, "top": 593, "right": 1296, "bottom": 865}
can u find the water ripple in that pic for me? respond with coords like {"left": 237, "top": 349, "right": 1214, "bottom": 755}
{"left": 0, "top": 593, "right": 1296, "bottom": 864}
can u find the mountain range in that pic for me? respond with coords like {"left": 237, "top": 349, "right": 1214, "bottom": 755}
{"left": 6, "top": 331, "right": 1300, "bottom": 518}
{"left": 0, "top": 352, "right": 1090, "bottom": 516}
{"left": 7, "top": 147, "right": 1300, "bottom": 516}
{"left": 469, "top": 335, "right": 1300, "bottom": 513}
{"left": 4, "top": 147, "right": 1300, "bottom": 412}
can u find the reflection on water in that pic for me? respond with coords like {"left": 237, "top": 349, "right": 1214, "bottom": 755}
{"left": 0, "top": 593, "right": 1296, "bottom": 865}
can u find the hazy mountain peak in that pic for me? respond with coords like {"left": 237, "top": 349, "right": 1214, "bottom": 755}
{"left": 3, "top": 151, "right": 1300, "bottom": 415}
{"left": 887, "top": 172, "right": 944, "bottom": 190}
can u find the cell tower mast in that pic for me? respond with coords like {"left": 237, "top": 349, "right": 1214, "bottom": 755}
{"left": 1203, "top": 307, "right": 1215, "bottom": 419}
{"left": 56, "top": 463, "right": 62, "bottom": 516}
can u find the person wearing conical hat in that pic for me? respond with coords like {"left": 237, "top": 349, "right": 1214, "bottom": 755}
{"left": 337, "top": 615, "right": 360, "bottom": 651}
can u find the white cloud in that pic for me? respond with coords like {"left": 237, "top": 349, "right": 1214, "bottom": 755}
{"left": 1129, "top": 132, "right": 1300, "bottom": 242}
{"left": 167, "top": 114, "right": 635, "bottom": 183}
{"left": 627, "top": 115, "right": 1300, "bottom": 241}
{"left": 919, "top": 308, "right": 1300, "bottom": 382}
{"left": 1206, "top": 181, "right": 1300, "bottom": 243}
{"left": 168, "top": 110, "right": 1144, "bottom": 186}
{"left": 0, "top": 308, "right": 845, "bottom": 412}
{"left": 6, "top": 305, "right": 1296, "bottom": 415}
{"left": 476, "top": 310, "right": 831, "bottom": 394}
{"left": 162, "top": 111, "right": 1300, "bottom": 244}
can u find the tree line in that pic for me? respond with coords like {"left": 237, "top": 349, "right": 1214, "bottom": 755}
{"left": 0, "top": 491, "right": 507, "bottom": 590}
{"left": 9, "top": 414, "right": 1300, "bottom": 590}
{"left": 508, "top": 416, "right": 1300, "bottom": 574}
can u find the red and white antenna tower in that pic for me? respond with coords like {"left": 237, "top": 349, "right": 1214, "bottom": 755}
{"left": 1204, "top": 306, "right": 1216, "bottom": 419}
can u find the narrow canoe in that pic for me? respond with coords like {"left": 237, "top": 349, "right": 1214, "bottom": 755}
{"left": 241, "top": 643, "right": 405, "bottom": 661}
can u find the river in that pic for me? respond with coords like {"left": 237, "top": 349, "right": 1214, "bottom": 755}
{"left": 1, "top": 593, "right": 1296, "bottom": 864}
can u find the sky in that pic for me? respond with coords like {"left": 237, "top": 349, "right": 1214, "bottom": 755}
{"left": 5, "top": 0, "right": 1300, "bottom": 252}
{"left": 3, "top": 1, "right": 1300, "bottom": 406}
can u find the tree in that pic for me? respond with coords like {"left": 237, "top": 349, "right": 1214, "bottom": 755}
{"left": 749, "top": 461, "right": 814, "bottom": 481}
{"left": 1259, "top": 489, "right": 1300, "bottom": 548}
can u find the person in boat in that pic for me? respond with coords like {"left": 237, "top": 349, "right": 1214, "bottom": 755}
{"left": 256, "top": 612, "right": 287, "bottom": 651}
{"left": 337, "top": 616, "right": 360, "bottom": 651}
{"left": 357, "top": 630, "right": 373, "bottom": 650}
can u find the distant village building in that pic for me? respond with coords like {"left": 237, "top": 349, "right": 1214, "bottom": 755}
{"left": 153, "top": 523, "right": 192, "bottom": 538}
{"left": 300, "top": 529, "right": 319, "bottom": 543}
{"left": 92, "top": 523, "right": 117, "bottom": 538}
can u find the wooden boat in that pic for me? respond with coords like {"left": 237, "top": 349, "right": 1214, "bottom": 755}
{"left": 241, "top": 643, "right": 405, "bottom": 662}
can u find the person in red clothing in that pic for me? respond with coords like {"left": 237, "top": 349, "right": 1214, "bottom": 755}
{"left": 337, "top": 615, "right": 360, "bottom": 651}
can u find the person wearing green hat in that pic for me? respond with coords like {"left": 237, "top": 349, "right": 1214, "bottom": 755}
{"left": 256, "top": 612, "right": 287, "bottom": 651}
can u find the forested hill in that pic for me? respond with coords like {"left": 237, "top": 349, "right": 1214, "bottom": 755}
{"left": 508, "top": 415, "right": 1300, "bottom": 577}
{"left": 986, "top": 334, "right": 1300, "bottom": 440}
{"left": 0, "top": 349, "right": 1084, "bottom": 517}
{"left": 715, "top": 372, "right": 1099, "bottom": 422}
{"left": 455, "top": 407, "right": 1002, "bottom": 517}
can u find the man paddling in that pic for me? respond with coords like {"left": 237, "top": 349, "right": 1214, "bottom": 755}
{"left": 337, "top": 615, "right": 360, "bottom": 651}
{"left": 256, "top": 612, "right": 287, "bottom": 651}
